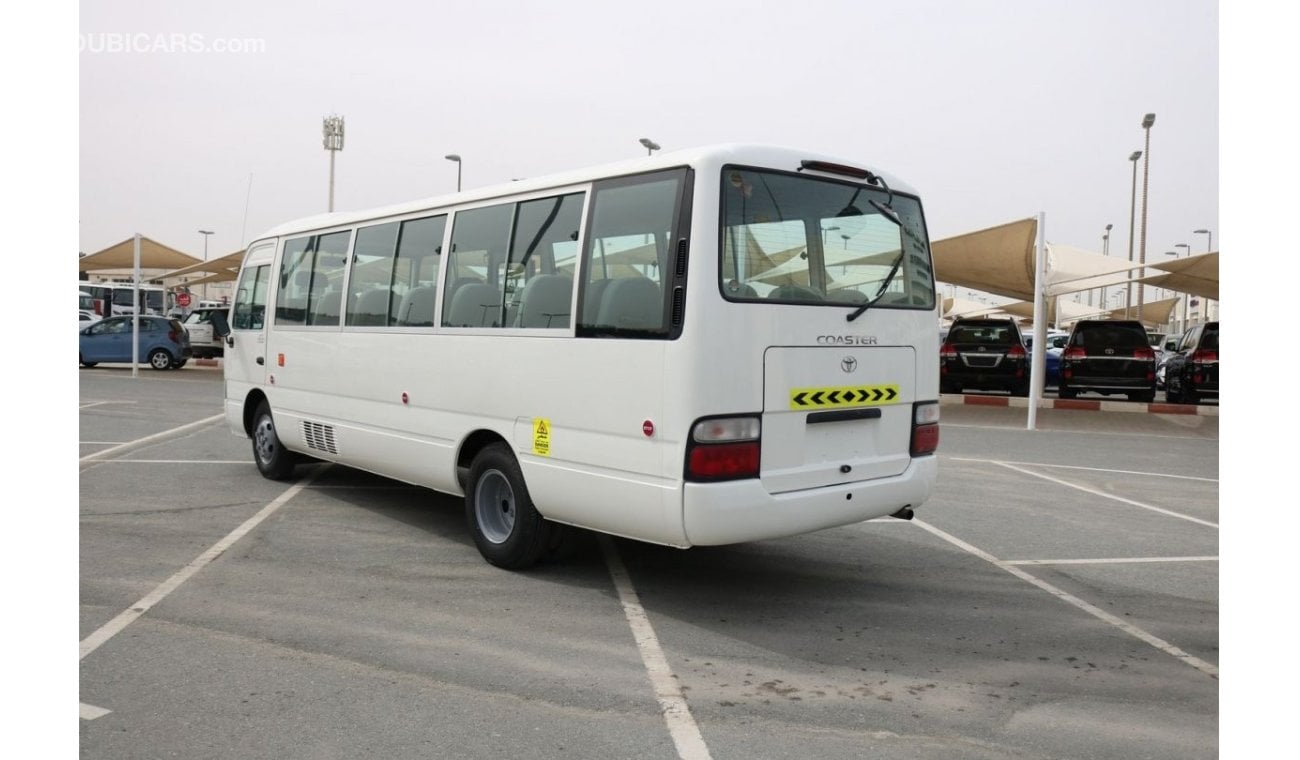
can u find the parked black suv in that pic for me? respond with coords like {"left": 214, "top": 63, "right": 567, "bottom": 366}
{"left": 1058, "top": 319, "right": 1157, "bottom": 401}
{"left": 939, "top": 318, "right": 1029, "bottom": 396}
{"left": 1163, "top": 321, "right": 1219, "bottom": 404}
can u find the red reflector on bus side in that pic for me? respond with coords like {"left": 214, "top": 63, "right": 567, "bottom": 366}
{"left": 687, "top": 441, "right": 760, "bottom": 481}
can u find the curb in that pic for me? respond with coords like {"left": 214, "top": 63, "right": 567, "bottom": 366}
{"left": 939, "top": 393, "right": 1218, "bottom": 416}
{"left": 194, "top": 358, "right": 221, "bottom": 368}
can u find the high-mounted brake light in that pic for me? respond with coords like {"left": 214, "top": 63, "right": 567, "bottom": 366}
{"left": 799, "top": 160, "right": 873, "bottom": 180}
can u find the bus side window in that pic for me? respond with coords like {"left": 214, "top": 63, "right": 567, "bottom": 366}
{"left": 442, "top": 204, "right": 512, "bottom": 328}
{"left": 233, "top": 265, "right": 270, "bottom": 330}
{"left": 577, "top": 171, "right": 685, "bottom": 337}
{"left": 346, "top": 222, "right": 400, "bottom": 327}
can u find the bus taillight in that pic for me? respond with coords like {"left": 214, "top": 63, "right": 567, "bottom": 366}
{"left": 685, "top": 415, "right": 761, "bottom": 481}
{"left": 910, "top": 401, "right": 940, "bottom": 457}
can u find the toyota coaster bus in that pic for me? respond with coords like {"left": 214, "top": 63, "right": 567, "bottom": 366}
{"left": 216, "top": 144, "right": 941, "bottom": 568}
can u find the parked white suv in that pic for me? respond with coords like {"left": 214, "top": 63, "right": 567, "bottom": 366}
{"left": 181, "top": 306, "right": 228, "bottom": 358}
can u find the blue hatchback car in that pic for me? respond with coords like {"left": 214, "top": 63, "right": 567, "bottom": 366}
{"left": 79, "top": 315, "right": 192, "bottom": 370}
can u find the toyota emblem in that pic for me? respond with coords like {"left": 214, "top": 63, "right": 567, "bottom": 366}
{"left": 841, "top": 357, "right": 858, "bottom": 373}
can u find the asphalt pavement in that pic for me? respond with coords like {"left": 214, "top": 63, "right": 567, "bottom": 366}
{"left": 79, "top": 364, "right": 1219, "bottom": 759}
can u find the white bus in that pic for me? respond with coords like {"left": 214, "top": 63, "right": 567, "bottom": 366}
{"left": 77, "top": 281, "right": 172, "bottom": 316}
{"left": 218, "top": 144, "right": 940, "bottom": 568}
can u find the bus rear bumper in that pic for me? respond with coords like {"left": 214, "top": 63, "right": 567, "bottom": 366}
{"left": 682, "top": 456, "right": 937, "bottom": 546}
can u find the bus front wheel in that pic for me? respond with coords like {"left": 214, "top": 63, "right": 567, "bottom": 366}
{"left": 252, "top": 401, "right": 299, "bottom": 480}
{"left": 466, "top": 444, "right": 550, "bottom": 569}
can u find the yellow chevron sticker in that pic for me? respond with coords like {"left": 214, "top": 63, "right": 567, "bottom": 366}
{"left": 789, "top": 384, "right": 901, "bottom": 410}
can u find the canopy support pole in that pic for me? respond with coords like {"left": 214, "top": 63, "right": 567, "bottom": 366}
{"left": 1027, "top": 213, "right": 1047, "bottom": 431}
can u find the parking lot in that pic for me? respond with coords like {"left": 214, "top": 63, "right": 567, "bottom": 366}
{"left": 80, "top": 365, "right": 1218, "bottom": 760}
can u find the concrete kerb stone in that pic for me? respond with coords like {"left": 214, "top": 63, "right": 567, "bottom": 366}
{"left": 938, "top": 393, "right": 1218, "bottom": 416}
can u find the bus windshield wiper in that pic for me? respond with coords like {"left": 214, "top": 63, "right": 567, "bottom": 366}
{"left": 846, "top": 249, "right": 906, "bottom": 322}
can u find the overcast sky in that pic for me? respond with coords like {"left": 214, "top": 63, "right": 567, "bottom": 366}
{"left": 78, "top": 0, "right": 1219, "bottom": 270}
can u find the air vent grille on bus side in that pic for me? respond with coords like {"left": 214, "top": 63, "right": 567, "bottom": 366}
{"left": 675, "top": 238, "right": 688, "bottom": 277}
{"left": 671, "top": 287, "right": 685, "bottom": 326}
{"left": 302, "top": 421, "right": 338, "bottom": 455}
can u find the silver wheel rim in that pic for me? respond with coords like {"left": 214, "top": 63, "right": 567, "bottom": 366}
{"left": 474, "top": 468, "right": 515, "bottom": 544}
{"left": 254, "top": 415, "right": 278, "bottom": 466}
{"left": 151, "top": 352, "right": 170, "bottom": 370}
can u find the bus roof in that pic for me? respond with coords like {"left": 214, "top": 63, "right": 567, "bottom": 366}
{"left": 251, "top": 144, "right": 920, "bottom": 243}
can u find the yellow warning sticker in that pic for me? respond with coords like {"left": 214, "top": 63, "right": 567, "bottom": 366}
{"left": 789, "top": 384, "right": 901, "bottom": 410}
{"left": 532, "top": 418, "right": 551, "bottom": 457}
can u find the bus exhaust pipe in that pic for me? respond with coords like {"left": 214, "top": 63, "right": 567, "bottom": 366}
{"left": 890, "top": 507, "right": 914, "bottom": 520}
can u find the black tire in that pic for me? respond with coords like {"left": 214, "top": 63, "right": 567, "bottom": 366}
{"left": 1183, "top": 386, "right": 1200, "bottom": 405}
{"left": 148, "top": 348, "right": 173, "bottom": 371}
{"left": 1058, "top": 386, "right": 1076, "bottom": 400}
{"left": 1012, "top": 380, "right": 1030, "bottom": 397}
{"left": 252, "top": 401, "right": 299, "bottom": 480}
{"left": 1129, "top": 390, "right": 1156, "bottom": 403}
{"left": 80, "top": 354, "right": 97, "bottom": 368}
{"left": 466, "top": 443, "right": 552, "bottom": 569}
{"left": 940, "top": 382, "right": 960, "bottom": 395}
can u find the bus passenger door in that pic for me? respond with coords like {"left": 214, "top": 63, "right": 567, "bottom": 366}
{"left": 224, "top": 244, "right": 275, "bottom": 432}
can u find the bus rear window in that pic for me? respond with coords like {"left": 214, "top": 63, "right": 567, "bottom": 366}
{"left": 720, "top": 167, "right": 935, "bottom": 309}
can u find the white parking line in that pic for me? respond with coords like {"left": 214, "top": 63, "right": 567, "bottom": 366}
{"left": 79, "top": 470, "right": 319, "bottom": 661}
{"left": 80, "top": 414, "right": 224, "bottom": 464}
{"left": 79, "top": 400, "right": 136, "bottom": 410}
{"left": 601, "top": 537, "right": 712, "bottom": 760}
{"left": 942, "top": 422, "right": 1213, "bottom": 441}
{"left": 991, "top": 461, "right": 1218, "bottom": 528}
{"left": 912, "top": 519, "right": 1218, "bottom": 678}
{"left": 1004, "top": 556, "right": 1218, "bottom": 566}
{"left": 80, "top": 702, "right": 112, "bottom": 720}
{"left": 948, "top": 456, "right": 1218, "bottom": 483}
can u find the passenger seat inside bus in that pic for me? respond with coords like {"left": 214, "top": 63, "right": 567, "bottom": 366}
{"left": 515, "top": 274, "right": 573, "bottom": 328}
{"left": 352, "top": 288, "right": 393, "bottom": 326}
{"left": 395, "top": 286, "right": 437, "bottom": 327}
{"left": 311, "top": 289, "right": 343, "bottom": 325}
{"left": 767, "top": 284, "right": 823, "bottom": 301}
{"left": 596, "top": 277, "right": 662, "bottom": 330}
{"left": 446, "top": 283, "right": 502, "bottom": 327}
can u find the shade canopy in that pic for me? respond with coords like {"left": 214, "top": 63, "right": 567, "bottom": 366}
{"left": 161, "top": 250, "right": 246, "bottom": 284}
{"left": 79, "top": 237, "right": 200, "bottom": 273}
{"left": 932, "top": 217, "right": 1218, "bottom": 327}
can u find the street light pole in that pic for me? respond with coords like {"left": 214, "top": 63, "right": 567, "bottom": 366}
{"left": 1137, "top": 113, "right": 1156, "bottom": 324}
{"left": 1194, "top": 228, "right": 1213, "bottom": 253}
{"left": 445, "top": 154, "right": 461, "bottom": 192}
{"left": 1125, "top": 150, "right": 1142, "bottom": 318}
{"left": 639, "top": 138, "right": 660, "bottom": 156}
{"left": 1097, "top": 222, "right": 1113, "bottom": 310}
{"left": 1175, "top": 242, "right": 1191, "bottom": 329}
{"left": 198, "top": 229, "right": 214, "bottom": 307}
{"left": 1193, "top": 228, "right": 1214, "bottom": 318}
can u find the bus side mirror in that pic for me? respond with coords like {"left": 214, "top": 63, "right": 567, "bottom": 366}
{"left": 211, "top": 310, "right": 231, "bottom": 339}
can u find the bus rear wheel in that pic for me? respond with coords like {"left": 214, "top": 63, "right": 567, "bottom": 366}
{"left": 466, "top": 443, "right": 552, "bottom": 569}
